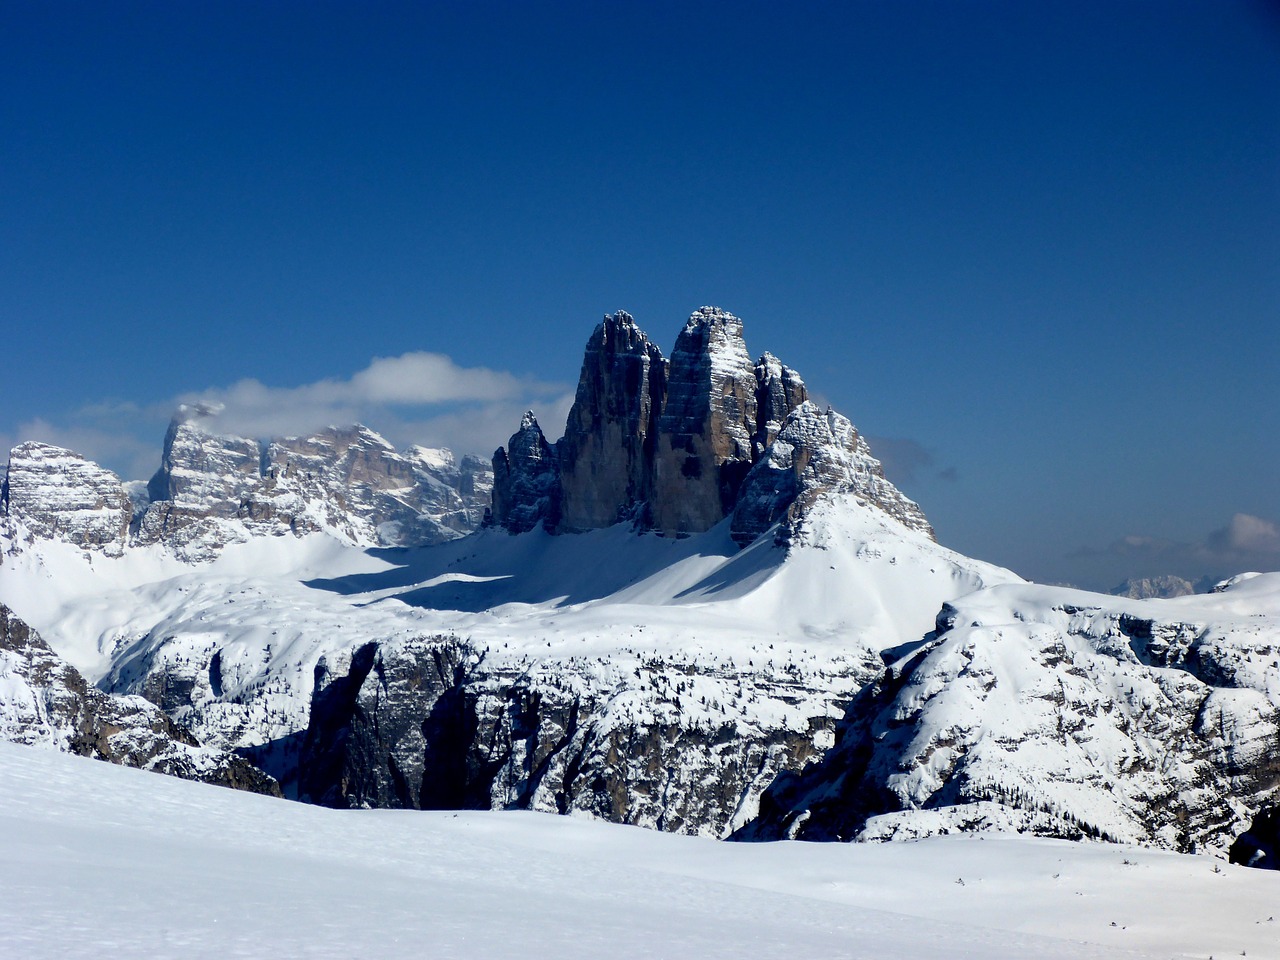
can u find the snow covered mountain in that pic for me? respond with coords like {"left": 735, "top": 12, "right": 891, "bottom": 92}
{"left": 1, "top": 306, "right": 1277, "bottom": 858}
{"left": 0, "top": 602, "right": 277, "bottom": 794}
{"left": 1, "top": 408, "right": 493, "bottom": 564}
{"left": 0, "top": 307, "right": 1016, "bottom": 836}
{"left": 739, "top": 573, "right": 1280, "bottom": 851}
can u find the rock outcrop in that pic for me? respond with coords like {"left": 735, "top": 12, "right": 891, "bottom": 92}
{"left": 489, "top": 412, "right": 561, "bottom": 533}
{"left": 136, "top": 404, "right": 269, "bottom": 559}
{"left": 127, "top": 407, "right": 494, "bottom": 560}
{"left": 0, "top": 603, "right": 279, "bottom": 795}
{"left": 730, "top": 402, "right": 933, "bottom": 547}
{"left": 751, "top": 352, "right": 808, "bottom": 456}
{"left": 492, "top": 307, "right": 915, "bottom": 546}
{"left": 298, "top": 635, "right": 872, "bottom": 836}
{"left": 1, "top": 442, "right": 132, "bottom": 556}
{"left": 557, "top": 312, "right": 667, "bottom": 532}
{"left": 1110, "top": 576, "right": 1199, "bottom": 600}
{"left": 1230, "top": 806, "right": 1280, "bottom": 869}
{"left": 738, "top": 583, "right": 1280, "bottom": 852}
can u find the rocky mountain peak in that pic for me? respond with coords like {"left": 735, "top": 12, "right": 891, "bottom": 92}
{"left": 124, "top": 409, "right": 491, "bottom": 560}
{"left": 1, "top": 442, "right": 133, "bottom": 556}
{"left": 489, "top": 411, "right": 561, "bottom": 534}
{"left": 557, "top": 313, "right": 668, "bottom": 532}
{"left": 651, "top": 306, "right": 760, "bottom": 535}
{"left": 752, "top": 352, "right": 808, "bottom": 456}
{"left": 494, "top": 307, "right": 923, "bottom": 547}
{"left": 147, "top": 408, "right": 262, "bottom": 508}
{"left": 1110, "top": 575, "right": 1199, "bottom": 600}
{"left": 730, "top": 401, "right": 933, "bottom": 546}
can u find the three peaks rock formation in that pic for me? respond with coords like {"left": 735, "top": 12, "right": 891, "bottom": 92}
{"left": 489, "top": 307, "right": 932, "bottom": 547}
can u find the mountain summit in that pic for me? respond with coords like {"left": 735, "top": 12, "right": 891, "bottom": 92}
{"left": 489, "top": 307, "right": 931, "bottom": 545}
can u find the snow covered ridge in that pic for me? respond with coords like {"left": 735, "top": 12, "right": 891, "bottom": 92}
{"left": 740, "top": 573, "right": 1280, "bottom": 852}
{"left": 0, "top": 603, "right": 278, "bottom": 794}
{"left": 1, "top": 411, "right": 493, "bottom": 562}
{"left": 2, "top": 307, "right": 1278, "bottom": 857}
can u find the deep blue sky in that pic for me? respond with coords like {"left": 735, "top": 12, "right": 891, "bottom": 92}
{"left": 3, "top": 1, "right": 1277, "bottom": 588}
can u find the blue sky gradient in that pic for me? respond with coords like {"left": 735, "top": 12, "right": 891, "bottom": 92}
{"left": 2, "top": 1, "right": 1277, "bottom": 587}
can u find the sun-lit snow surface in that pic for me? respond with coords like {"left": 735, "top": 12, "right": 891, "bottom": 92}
{"left": 745, "top": 570, "right": 1280, "bottom": 851}
{"left": 1, "top": 743, "right": 1277, "bottom": 960}
{"left": 0, "top": 496, "right": 1019, "bottom": 773}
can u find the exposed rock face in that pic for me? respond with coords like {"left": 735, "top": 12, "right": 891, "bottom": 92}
{"left": 1, "top": 442, "right": 132, "bottom": 556}
{"left": 752, "top": 352, "right": 808, "bottom": 456}
{"left": 1110, "top": 576, "right": 1198, "bottom": 600}
{"left": 0, "top": 603, "right": 279, "bottom": 795}
{"left": 298, "top": 636, "right": 874, "bottom": 837}
{"left": 738, "top": 585, "right": 1280, "bottom": 852}
{"left": 652, "top": 307, "right": 761, "bottom": 536}
{"left": 557, "top": 312, "right": 667, "bottom": 532}
{"left": 494, "top": 307, "right": 903, "bottom": 546}
{"left": 131, "top": 407, "right": 493, "bottom": 560}
{"left": 136, "top": 405, "right": 269, "bottom": 559}
{"left": 730, "top": 402, "right": 933, "bottom": 547}
{"left": 489, "top": 413, "right": 561, "bottom": 533}
{"left": 264, "top": 427, "right": 492, "bottom": 545}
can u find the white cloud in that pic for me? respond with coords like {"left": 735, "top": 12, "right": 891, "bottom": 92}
{"left": 1209, "top": 513, "right": 1280, "bottom": 555}
{"left": 175, "top": 352, "right": 564, "bottom": 443}
{"left": 1073, "top": 512, "right": 1280, "bottom": 585}
{"left": 350, "top": 353, "right": 527, "bottom": 405}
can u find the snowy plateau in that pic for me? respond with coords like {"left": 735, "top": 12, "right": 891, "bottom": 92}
{"left": 2, "top": 307, "right": 1279, "bottom": 958}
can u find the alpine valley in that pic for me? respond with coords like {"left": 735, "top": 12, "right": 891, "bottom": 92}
{"left": 3, "top": 305, "right": 1279, "bottom": 892}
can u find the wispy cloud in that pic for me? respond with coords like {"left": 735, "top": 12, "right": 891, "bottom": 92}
{"left": 1071, "top": 513, "right": 1280, "bottom": 585}
{"left": 864, "top": 435, "right": 959, "bottom": 486}
{"left": 7, "top": 416, "right": 165, "bottom": 483}
{"left": 176, "top": 351, "right": 565, "bottom": 441}
{"left": 4, "top": 352, "right": 573, "bottom": 480}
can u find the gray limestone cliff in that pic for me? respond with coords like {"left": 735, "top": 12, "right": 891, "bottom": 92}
{"left": 1, "top": 442, "right": 133, "bottom": 556}
{"left": 131, "top": 407, "right": 493, "bottom": 560}
{"left": 0, "top": 603, "right": 279, "bottom": 795}
{"left": 651, "top": 307, "right": 761, "bottom": 536}
{"left": 752, "top": 352, "right": 809, "bottom": 456}
{"left": 557, "top": 312, "right": 667, "bottom": 532}
{"left": 136, "top": 404, "right": 269, "bottom": 559}
{"left": 297, "top": 635, "right": 874, "bottom": 836}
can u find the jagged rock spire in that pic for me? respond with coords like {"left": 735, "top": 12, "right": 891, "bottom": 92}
{"left": 557, "top": 312, "right": 668, "bottom": 532}
{"left": 489, "top": 412, "right": 561, "bottom": 534}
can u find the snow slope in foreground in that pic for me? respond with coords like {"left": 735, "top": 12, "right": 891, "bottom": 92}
{"left": 1, "top": 742, "right": 1277, "bottom": 960}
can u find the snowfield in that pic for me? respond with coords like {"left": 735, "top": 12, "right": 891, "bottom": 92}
{"left": 0, "top": 497, "right": 1019, "bottom": 773}
{"left": 0, "top": 742, "right": 1277, "bottom": 960}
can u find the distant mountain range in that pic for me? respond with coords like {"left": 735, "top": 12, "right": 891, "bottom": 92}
{"left": 2, "top": 307, "right": 1276, "bottom": 857}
